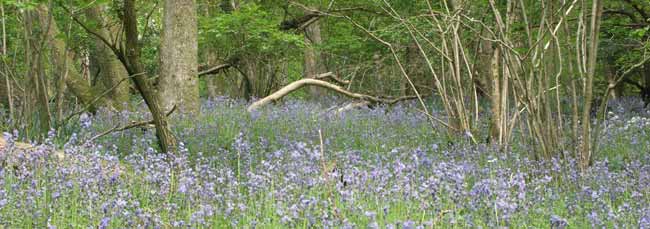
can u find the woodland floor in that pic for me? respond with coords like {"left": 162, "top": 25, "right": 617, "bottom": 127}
{"left": 0, "top": 97, "right": 649, "bottom": 228}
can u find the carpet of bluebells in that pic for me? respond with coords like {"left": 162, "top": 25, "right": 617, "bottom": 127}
{"left": 1, "top": 97, "right": 649, "bottom": 228}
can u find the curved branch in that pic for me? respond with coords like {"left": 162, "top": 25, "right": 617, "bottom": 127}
{"left": 247, "top": 78, "right": 420, "bottom": 112}
{"left": 57, "top": 2, "right": 122, "bottom": 59}
{"left": 314, "top": 72, "right": 350, "bottom": 84}
{"left": 198, "top": 63, "right": 232, "bottom": 76}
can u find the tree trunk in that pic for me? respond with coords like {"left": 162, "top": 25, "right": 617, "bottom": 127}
{"left": 85, "top": 6, "right": 130, "bottom": 110}
{"left": 0, "top": 3, "right": 13, "bottom": 121}
{"left": 158, "top": 0, "right": 199, "bottom": 113}
{"left": 35, "top": 5, "right": 106, "bottom": 113}
{"left": 35, "top": 48, "right": 51, "bottom": 136}
{"left": 124, "top": 0, "right": 177, "bottom": 153}
{"left": 489, "top": 47, "right": 502, "bottom": 144}
{"left": 580, "top": 0, "right": 604, "bottom": 170}
{"left": 24, "top": 10, "right": 50, "bottom": 137}
{"left": 303, "top": 20, "right": 327, "bottom": 98}
{"left": 641, "top": 62, "right": 650, "bottom": 107}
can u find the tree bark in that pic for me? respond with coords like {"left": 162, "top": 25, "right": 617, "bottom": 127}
{"left": 35, "top": 5, "right": 105, "bottom": 113}
{"left": 580, "top": 0, "right": 604, "bottom": 170}
{"left": 85, "top": 6, "right": 130, "bottom": 110}
{"left": 641, "top": 62, "right": 650, "bottom": 107}
{"left": 123, "top": 0, "right": 177, "bottom": 153}
{"left": 303, "top": 20, "right": 328, "bottom": 98}
{"left": 488, "top": 47, "right": 502, "bottom": 144}
{"left": 158, "top": 0, "right": 199, "bottom": 113}
{"left": 24, "top": 10, "right": 51, "bottom": 137}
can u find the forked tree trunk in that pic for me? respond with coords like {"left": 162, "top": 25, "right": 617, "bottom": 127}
{"left": 201, "top": 2, "right": 233, "bottom": 99}
{"left": 123, "top": 0, "right": 177, "bottom": 152}
{"left": 580, "top": 0, "right": 604, "bottom": 170}
{"left": 158, "top": 0, "right": 199, "bottom": 113}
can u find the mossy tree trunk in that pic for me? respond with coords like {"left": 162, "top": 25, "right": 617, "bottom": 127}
{"left": 85, "top": 6, "right": 130, "bottom": 110}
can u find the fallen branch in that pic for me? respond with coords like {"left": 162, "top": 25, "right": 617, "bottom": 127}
{"left": 314, "top": 72, "right": 350, "bottom": 85}
{"left": 247, "top": 78, "right": 421, "bottom": 112}
{"left": 84, "top": 105, "right": 177, "bottom": 144}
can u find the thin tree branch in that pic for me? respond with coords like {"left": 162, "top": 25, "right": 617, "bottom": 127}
{"left": 62, "top": 72, "right": 145, "bottom": 124}
{"left": 84, "top": 105, "right": 177, "bottom": 144}
{"left": 198, "top": 63, "right": 231, "bottom": 76}
{"left": 314, "top": 72, "right": 350, "bottom": 85}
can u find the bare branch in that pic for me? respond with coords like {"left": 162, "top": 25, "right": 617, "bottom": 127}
{"left": 62, "top": 72, "right": 145, "bottom": 124}
{"left": 198, "top": 63, "right": 232, "bottom": 76}
{"left": 314, "top": 72, "right": 350, "bottom": 85}
{"left": 84, "top": 105, "right": 177, "bottom": 144}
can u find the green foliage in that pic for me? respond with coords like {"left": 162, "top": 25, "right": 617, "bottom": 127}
{"left": 1, "top": 0, "right": 38, "bottom": 10}
{"left": 199, "top": 3, "right": 304, "bottom": 60}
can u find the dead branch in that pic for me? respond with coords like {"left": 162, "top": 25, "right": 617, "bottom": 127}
{"left": 198, "top": 63, "right": 232, "bottom": 76}
{"left": 247, "top": 78, "right": 420, "bottom": 112}
{"left": 314, "top": 72, "right": 350, "bottom": 85}
{"left": 281, "top": 2, "right": 382, "bottom": 31}
{"left": 280, "top": 12, "right": 321, "bottom": 30}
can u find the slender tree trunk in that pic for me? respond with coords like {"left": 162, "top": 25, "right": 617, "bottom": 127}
{"left": 158, "top": 0, "right": 199, "bottom": 113}
{"left": 35, "top": 49, "right": 51, "bottom": 136}
{"left": 489, "top": 47, "right": 502, "bottom": 143}
{"left": 0, "top": 3, "right": 13, "bottom": 121}
{"left": 203, "top": 4, "right": 218, "bottom": 99}
{"left": 22, "top": 8, "right": 34, "bottom": 137}
{"left": 53, "top": 19, "right": 71, "bottom": 123}
{"left": 580, "top": 0, "right": 603, "bottom": 170}
{"left": 123, "top": 0, "right": 177, "bottom": 153}
{"left": 641, "top": 63, "right": 650, "bottom": 107}
{"left": 303, "top": 20, "right": 327, "bottom": 98}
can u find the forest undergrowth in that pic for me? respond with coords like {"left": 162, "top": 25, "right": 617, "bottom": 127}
{"left": 0, "top": 97, "right": 649, "bottom": 228}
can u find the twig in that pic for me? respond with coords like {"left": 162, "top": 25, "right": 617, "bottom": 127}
{"left": 198, "top": 63, "right": 232, "bottom": 76}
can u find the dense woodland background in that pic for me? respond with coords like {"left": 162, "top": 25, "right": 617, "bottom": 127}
{"left": 0, "top": 0, "right": 649, "bottom": 169}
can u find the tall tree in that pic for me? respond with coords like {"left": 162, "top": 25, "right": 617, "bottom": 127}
{"left": 158, "top": 0, "right": 199, "bottom": 113}
{"left": 580, "top": 0, "right": 604, "bottom": 170}
{"left": 303, "top": 20, "right": 327, "bottom": 98}
{"left": 121, "top": 0, "right": 177, "bottom": 152}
